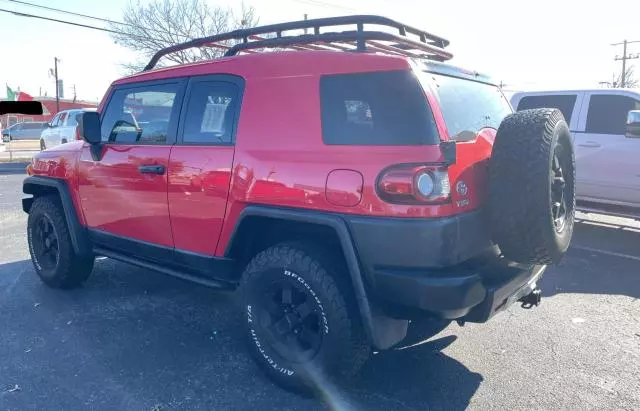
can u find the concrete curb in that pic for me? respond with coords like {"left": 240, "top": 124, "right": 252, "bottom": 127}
{"left": 0, "top": 162, "right": 29, "bottom": 174}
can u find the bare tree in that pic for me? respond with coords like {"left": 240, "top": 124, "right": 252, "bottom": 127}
{"left": 111, "top": 0, "right": 258, "bottom": 73}
{"left": 612, "top": 66, "right": 639, "bottom": 88}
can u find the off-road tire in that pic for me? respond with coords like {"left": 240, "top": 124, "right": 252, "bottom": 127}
{"left": 27, "top": 196, "right": 94, "bottom": 288}
{"left": 239, "top": 243, "right": 370, "bottom": 394}
{"left": 488, "top": 108, "right": 575, "bottom": 264}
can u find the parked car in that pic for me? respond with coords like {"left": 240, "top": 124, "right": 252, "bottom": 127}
{"left": 21, "top": 15, "right": 575, "bottom": 393}
{"left": 511, "top": 88, "right": 640, "bottom": 218}
{"left": 40, "top": 108, "right": 95, "bottom": 150}
{"left": 2, "top": 121, "right": 48, "bottom": 142}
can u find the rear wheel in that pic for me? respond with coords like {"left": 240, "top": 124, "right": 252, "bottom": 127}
{"left": 488, "top": 108, "right": 575, "bottom": 264}
{"left": 239, "top": 243, "right": 370, "bottom": 394}
{"left": 27, "top": 196, "right": 94, "bottom": 288}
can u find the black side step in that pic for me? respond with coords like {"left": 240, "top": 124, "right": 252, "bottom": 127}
{"left": 94, "top": 247, "right": 236, "bottom": 290}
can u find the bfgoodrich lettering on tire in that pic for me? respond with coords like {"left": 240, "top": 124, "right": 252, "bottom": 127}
{"left": 27, "top": 196, "right": 94, "bottom": 289}
{"left": 239, "top": 243, "right": 370, "bottom": 394}
{"left": 488, "top": 108, "right": 576, "bottom": 264}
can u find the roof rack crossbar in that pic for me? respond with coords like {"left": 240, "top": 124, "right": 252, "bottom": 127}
{"left": 143, "top": 15, "right": 451, "bottom": 71}
{"left": 223, "top": 31, "right": 452, "bottom": 61}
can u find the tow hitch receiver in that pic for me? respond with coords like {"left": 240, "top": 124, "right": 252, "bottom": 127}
{"left": 519, "top": 288, "right": 542, "bottom": 309}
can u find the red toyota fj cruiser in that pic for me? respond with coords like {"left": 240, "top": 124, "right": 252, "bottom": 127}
{"left": 22, "top": 16, "right": 575, "bottom": 392}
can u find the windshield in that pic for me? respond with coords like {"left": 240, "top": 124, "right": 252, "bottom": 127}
{"left": 421, "top": 72, "right": 512, "bottom": 141}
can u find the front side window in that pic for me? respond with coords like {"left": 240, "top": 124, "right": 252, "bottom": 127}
{"left": 320, "top": 70, "right": 439, "bottom": 145}
{"left": 182, "top": 82, "right": 239, "bottom": 144}
{"left": 586, "top": 94, "right": 640, "bottom": 135}
{"left": 424, "top": 73, "right": 512, "bottom": 141}
{"left": 516, "top": 94, "right": 577, "bottom": 123}
{"left": 101, "top": 83, "right": 179, "bottom": 144}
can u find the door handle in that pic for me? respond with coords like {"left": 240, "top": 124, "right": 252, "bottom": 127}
{"left": 578, "top": 141, "right": 600, "bottom": 148}
{"left": 138, "top": 164, "right": 165, "bottom": 175}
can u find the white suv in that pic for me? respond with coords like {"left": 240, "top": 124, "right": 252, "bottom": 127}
{"left": 511, "top": 89, "right": 640, "bottom": 217}
{"left": 40, "top": 108, "right": 95, "bottom": 150}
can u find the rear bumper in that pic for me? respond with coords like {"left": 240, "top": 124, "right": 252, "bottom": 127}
{"left": 372, "top": 259, "right": 545, "bottom": 322}
{"left": 343, "top": 211, "right": 546, "bottom": 322}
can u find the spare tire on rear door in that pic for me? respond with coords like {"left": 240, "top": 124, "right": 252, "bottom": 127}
{"left": 488, "top": 108, "right": 575, "bottom": 265}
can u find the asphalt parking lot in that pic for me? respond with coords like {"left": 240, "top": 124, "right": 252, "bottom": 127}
{"left": 1, "top": 172, "right": 639, "bottom": 411}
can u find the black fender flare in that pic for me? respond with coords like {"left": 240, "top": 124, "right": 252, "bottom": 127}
{"left": 226, "top": 205, "right": 408, "bottom": 350}
{"left": 22, "top": 176, "right": 91, "bottom": 256}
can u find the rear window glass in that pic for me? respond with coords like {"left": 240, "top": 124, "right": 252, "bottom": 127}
{"left": 320, "top": 71, "right": 439, "bottom": 145}
{"left": 422, "top": 73, "right": 512, "bottom": 141}
{"left": 516, "top": 94, "right": 577, "bottom": 123}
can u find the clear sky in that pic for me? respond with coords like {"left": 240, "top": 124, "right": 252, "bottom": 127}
{"left": 1, "top": 0, "right": 639, "bottom": 102}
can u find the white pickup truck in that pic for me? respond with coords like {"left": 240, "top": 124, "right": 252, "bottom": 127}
{"left": 511, "top": 88, "right": 640, "bottom": 219}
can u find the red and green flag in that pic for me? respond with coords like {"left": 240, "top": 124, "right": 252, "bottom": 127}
{"left": 6, "top": 85, "right": 17, "bottom": 101}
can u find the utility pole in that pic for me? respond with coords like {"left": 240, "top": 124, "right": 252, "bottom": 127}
{"left": 612, "top": 40, "right": 640, "bottom": 88}
{"left": 53, "top": 57, "right": 60, "bottom": 112}
{"left": 304, "top": 14, "right": 308, "bottom": 34}
{"left": 73, "top": 84, "right": 77, "bottom": 102}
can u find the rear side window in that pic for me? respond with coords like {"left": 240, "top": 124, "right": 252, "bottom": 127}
{"left": 182, "top": 82, "right": 239, "bottom": 144}
{"left": 424, "top": 73, "right": 512, "bottom": 141}
{"left": 586, "top": 94, "right": 640, "bottom": 135}
{"left": 517, "top": 95, "right": 577, "bottom": 123}
{"left": 320, "top": 71, "right": 439, "bottom": 145}
{"left": 22, "top": 123, "right": 42, "bottom": 130}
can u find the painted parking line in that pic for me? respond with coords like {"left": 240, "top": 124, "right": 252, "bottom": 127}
{"left": 570, "top": 244, "right": 640, "bottom": 262}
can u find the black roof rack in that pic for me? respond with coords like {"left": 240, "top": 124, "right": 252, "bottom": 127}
{"left": 143, "top": 15, "right": 452, "bottom": 71}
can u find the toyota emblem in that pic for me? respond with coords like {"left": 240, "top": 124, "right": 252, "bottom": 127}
{"left": 456, "top": 180, "right": 468, "bottom": 196}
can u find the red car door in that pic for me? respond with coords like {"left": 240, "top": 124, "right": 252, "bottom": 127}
{"left": 168, "top": 76, "right": 242, "bottom": 259}
{"left": 78, "top": 79, "right": 187, "bottom": 254}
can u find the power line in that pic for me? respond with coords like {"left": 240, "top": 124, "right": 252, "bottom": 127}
{"left": 2, "top": 0, "right": 191, "bottom": 40}
{"left": 0, "top": 7, "right": 173, "bottom": 45}
{"left": 290, "top": 0, "right": 359, "bottom": 12}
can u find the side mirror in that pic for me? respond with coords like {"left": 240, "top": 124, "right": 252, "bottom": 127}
{"left": 626, "top": 110, "right": 640, "bottom": 138}
{"left": 77, "top": 111, "right": 101, "bottom": 144}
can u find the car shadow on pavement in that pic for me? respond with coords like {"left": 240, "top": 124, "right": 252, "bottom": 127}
{"left": 344, "top": 321, "right": 482, "bottom": 411}
{"left": 1, "top": 258, "right": 481, "bottom": 411}
{"left": 541, "top": 220, "right": 640, "bottom": 299}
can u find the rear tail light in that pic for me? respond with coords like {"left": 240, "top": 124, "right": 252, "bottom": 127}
{"left": 378, "top": 165, "right": 451, "bottom": 204}
{"left": 75, "top": 126, "right": 81, "bottom": 140}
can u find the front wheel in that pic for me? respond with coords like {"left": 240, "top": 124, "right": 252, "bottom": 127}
{"left": 239, "top": 243, "right": 370, "bottom": 393}
{"left": 27, "top": 196, "right": 94, "bottom": 288}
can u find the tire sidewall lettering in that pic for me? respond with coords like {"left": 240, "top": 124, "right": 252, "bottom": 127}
{"left": 247, "top": 304, "right": 295, "bottom": 377}
{"left": 245, "top": 267, "right": 330, "bottom": 377}
{"left": 283, "top": 269, "right": 329, "bottom": 335}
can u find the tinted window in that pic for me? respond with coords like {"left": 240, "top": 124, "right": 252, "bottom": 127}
{"left": 101, "top": 84, "right": 179, "bottom": 144}
{"left": 517, "top": 94, "right": 577, "bottom": 123}
{"left": 182, "top": 82, "right": 239, "bottom": 144}
{"left": 586, "top": 94, "right": 640, "bottom": 135}
{"left": 22, "top": 122, "right": 44, "bottom": 130}
{"left": 320, "top": 71, "right": 439, "bottom": 145}
{"left": 424, "top": 73, "right": 512, "bottom": 141}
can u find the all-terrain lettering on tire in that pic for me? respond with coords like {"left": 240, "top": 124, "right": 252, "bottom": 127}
{"left": 240, "top": 243, "right": 370, "bottom": 393}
